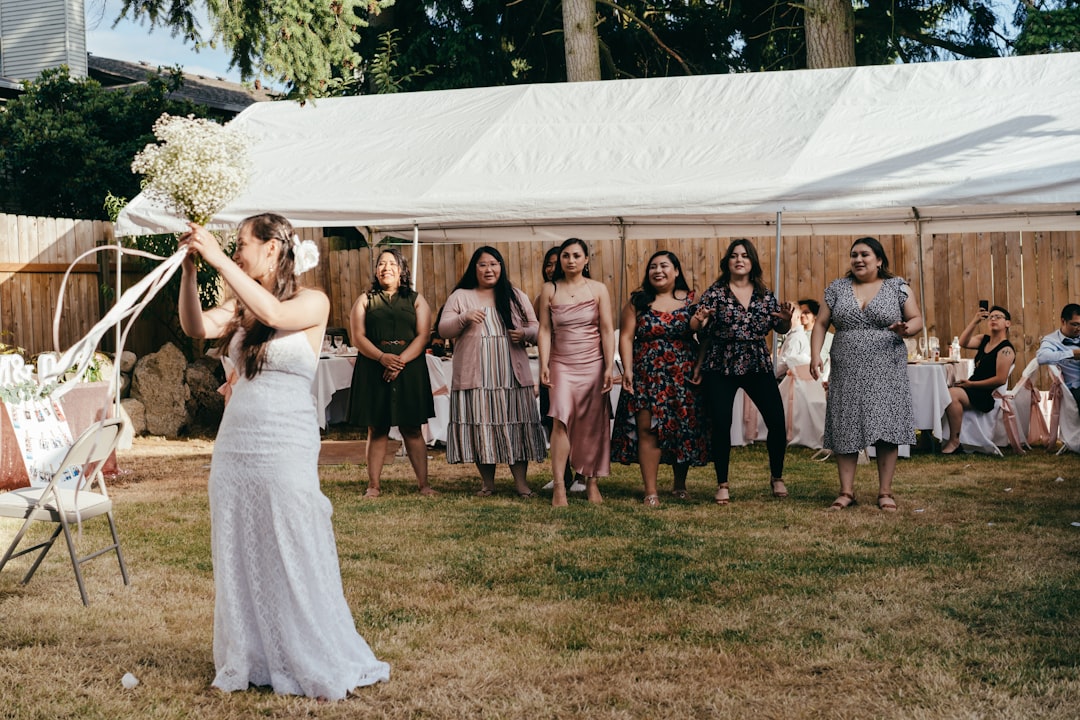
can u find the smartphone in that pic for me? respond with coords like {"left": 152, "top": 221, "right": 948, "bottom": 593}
{"left": 979, "top": 299, "right": 989, "bottom": 312}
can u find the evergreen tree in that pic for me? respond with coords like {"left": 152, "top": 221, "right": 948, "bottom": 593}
{"left": 0, "top": 67, "right": 204, "bottom": 220}
{"left": 1014, "top": 0, "right": 1080, "bottom": 54}
{"left": 118, "top": 0, "right": 393, "bottom": 98}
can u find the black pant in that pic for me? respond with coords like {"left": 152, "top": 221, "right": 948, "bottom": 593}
{"left": 704, "top": 371, "right": 787, "bottom": 485}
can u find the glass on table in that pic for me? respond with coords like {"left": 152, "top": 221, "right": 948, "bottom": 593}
{"left": 904, "top": 337, "right": 917, "bottom": 361}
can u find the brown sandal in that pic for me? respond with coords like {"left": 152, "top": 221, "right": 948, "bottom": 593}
{"left": 643, "top": 494, "right": 661, "bottom": 507}
{"left": 714, "top": 484, "right": 730, "bottom": 506}
{"left": 828, "top": 492, "right": 856, "bottom": 511}
{"left": 877, "top": 493, "right": 898, "bottom": 512}
{"left": 770, "top": 478, "right": 788, "bottom": 498}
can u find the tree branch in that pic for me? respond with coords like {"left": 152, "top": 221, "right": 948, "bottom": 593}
{"left": 594, "top": 0, "right": 693, "bottom": 75}
{"left": 894, "top": 27, "right": 997, "bottom": 58}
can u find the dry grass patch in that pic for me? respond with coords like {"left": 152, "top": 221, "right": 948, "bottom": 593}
{"left": 0, "top": 438, "right": 1076, "bottom": 719}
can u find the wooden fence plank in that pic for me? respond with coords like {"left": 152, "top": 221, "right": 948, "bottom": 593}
{"left": 1050, "top": 231, "right": 1068, "bottom": 326}
{"left": 920, "top": 234, "right": 937, "bottom": 341}
{"left": 0, "top": 214, "right": 17, "bottom": 263}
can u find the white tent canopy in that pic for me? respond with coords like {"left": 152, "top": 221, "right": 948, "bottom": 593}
{"left": 115, "top": 53, "right": 1080, "bottom": 241}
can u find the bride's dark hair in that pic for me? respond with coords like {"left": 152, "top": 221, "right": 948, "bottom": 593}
{"left": 219, "top": 213, "right": 301, "bottom": 379}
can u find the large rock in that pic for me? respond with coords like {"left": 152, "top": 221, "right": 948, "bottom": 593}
{"left": 185, "top": 356, "right": 226, "bottom": 432}
{"left": 131, "top": 343, "right": 190, "bottom": 437}
{"left": 118, "top": 351, "right": 137, "bottom": 373}
{"left": 117, "top": 399, "right": 144, "bottom": 447}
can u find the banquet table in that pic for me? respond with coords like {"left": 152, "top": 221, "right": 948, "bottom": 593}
{"left": 313, "top": 353, "right": 455, "bottom": 441}
{"left": 0, "top": 381, "right": 119, "bottom": 492}
{"left": 313, "top": 354, "right": 357, "bottom": 429}
{"left": 907, "top": 360, "right": 973, "bottom": 440}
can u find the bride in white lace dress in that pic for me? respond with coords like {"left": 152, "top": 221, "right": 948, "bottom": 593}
{"left": 179, "top": 213, "right": 390, "bottom": 700}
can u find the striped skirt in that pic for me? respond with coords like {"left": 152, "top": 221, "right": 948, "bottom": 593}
{"left": 446, "top": 328, "right": 547, "bottom": 465}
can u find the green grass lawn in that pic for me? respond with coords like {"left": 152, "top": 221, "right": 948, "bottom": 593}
{"left": 0, "top": 440, "right": 1077, "bottom": 719}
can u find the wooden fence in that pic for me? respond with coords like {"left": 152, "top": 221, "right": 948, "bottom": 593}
{"left": 364, "top": 231, "right": 1078, "bottom": 390}
{"left": 3, "top": 214, "right": 1077, "bottom": 389}
{"left": 0, "top": 214, "right": 111, "bottom": 355}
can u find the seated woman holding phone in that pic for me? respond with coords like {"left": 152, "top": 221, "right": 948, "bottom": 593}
{"left": 941, "top": 302, "right": 1015, "bottom": 454}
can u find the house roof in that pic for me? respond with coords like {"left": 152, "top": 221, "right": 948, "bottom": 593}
{"left": 86, "top": 54, "right": 274, "bottom": 115}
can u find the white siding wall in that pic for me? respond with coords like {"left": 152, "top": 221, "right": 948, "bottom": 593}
{"left": 0, "top": 0, "right": 86, "bottom": 80}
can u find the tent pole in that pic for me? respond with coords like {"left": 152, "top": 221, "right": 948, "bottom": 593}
{"left": 773, "top": 212, "right": 782, "bottom": 365}
{"left": 114, "top": 231, "right": 122, "bottom": 417}
{"left": 617, "top": 219, "right": 626, "bottom": 308}
{"left": 411, "top": 224, "right": 419, "bottom": 291}
{"left": 913, "top": 208, "right": 928, "bottom": 350}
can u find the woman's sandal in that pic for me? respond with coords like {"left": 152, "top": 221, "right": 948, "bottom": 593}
{"left": 475, "top": 488, "right": 494, "bottom": 497}
{"left": 827, "top": 492, "right": 856, "bottom": 511}
{"left": 770, "top": 477, "right": 789, "bottom": 498}
{"left": 877, "top": 493, "right": 898, "bottom": 512}
{"left": 643, "top": 494, "right": 661, "bottom": 507}
{"left": 363, "top": 487, "right": 380, "bottom": 499}
{"left": 714, "top": 484, "right": 730, "bottom": 506}
{"left": 517, "top": 490, "right": 538, "bottom": 498}
{"left": 671, "top": 489, "right": 689, "bottom": 500}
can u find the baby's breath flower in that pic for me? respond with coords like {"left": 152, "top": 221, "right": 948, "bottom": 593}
{"left": 132, "top": 114, "right": 251, "bottom": 228}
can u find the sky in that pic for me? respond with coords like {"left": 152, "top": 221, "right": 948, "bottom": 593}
{"left": 84, "top": 0, "right": 248, "bottom": 85}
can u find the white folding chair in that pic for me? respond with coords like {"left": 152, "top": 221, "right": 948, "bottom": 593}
{"left": 955, "top": 363, "right": 1016, "bottom": 455}
{"left": 1047, "top": 365, "right": 1080, "bottom": 454}
{"left": 957, "top": 383, "right": 1009, "bottom": 455}
{"left": 0, "top": 418, "right": 129, "bottom": 605}
{"left": 1004, "top": 358, "right": 1046, "bottom": 448}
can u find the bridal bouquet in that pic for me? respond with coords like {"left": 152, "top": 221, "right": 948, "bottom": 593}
{"left": 132, "top": 113, "right": 251, "bottom": 227}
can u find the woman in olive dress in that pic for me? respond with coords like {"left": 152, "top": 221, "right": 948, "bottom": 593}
{"left": 348, "top": 248, "right": 436, "bottom": 497}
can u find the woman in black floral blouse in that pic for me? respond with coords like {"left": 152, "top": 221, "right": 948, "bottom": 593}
{"left": 691, "top": 239, "right": 795, "bottom": 505}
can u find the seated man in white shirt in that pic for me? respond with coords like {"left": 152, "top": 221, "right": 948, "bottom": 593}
{"left": 1037, "top": 302, "right": 1080, "bottom": 415}
{"left": 776, "top": 299, "right": 833, "bottom": 380}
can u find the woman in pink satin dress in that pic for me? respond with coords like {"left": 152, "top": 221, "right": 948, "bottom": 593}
{"left": 537, "top": 238, "right": 616, "bottom": 507}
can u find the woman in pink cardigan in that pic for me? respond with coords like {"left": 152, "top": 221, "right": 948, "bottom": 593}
{"left": 438, "top": 247, "right": 548, "bottom": 497}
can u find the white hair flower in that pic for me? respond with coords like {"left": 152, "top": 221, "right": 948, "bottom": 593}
{"left": 292, "top": 235, "right": 320, "bottom": 275}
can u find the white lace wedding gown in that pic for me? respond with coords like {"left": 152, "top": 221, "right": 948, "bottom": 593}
{"left": 209, "top": 330, "right": 390, "bottom": 699}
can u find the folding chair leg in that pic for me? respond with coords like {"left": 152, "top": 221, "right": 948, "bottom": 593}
{"left": 0, "top": 517, "right": 34, "bottom": 573}
{"left": 60, "top": 522, "right": 90, "bottom": 606}
{"left": 106, "top": 512, "right": 130, "bottom": 586}
{"left": 21, "top": 525, "right": 63, "bottom": 586}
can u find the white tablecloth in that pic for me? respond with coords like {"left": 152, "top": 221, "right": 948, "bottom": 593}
{"left": 907, "top": 360, "right": 972, "bottom": 440}
{"left": 313, "top": 355, "right": 356, "bottom": 429}
{"left": 424, "top": 355, "right": 452, "bottom": 444}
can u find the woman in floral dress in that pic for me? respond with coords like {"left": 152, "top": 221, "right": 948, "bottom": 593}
{"left": 612, "top": 251, "right": 709, "bottom": 506}
{"left": 811, "top": 237, "right": 923, "bottom": 512}
{"left": 691, "top": 239, "right": 795, "bottom": 505}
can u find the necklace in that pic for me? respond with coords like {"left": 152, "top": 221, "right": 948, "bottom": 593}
{"left": 564, "top": 280, "right": 587, "bottom": 300}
